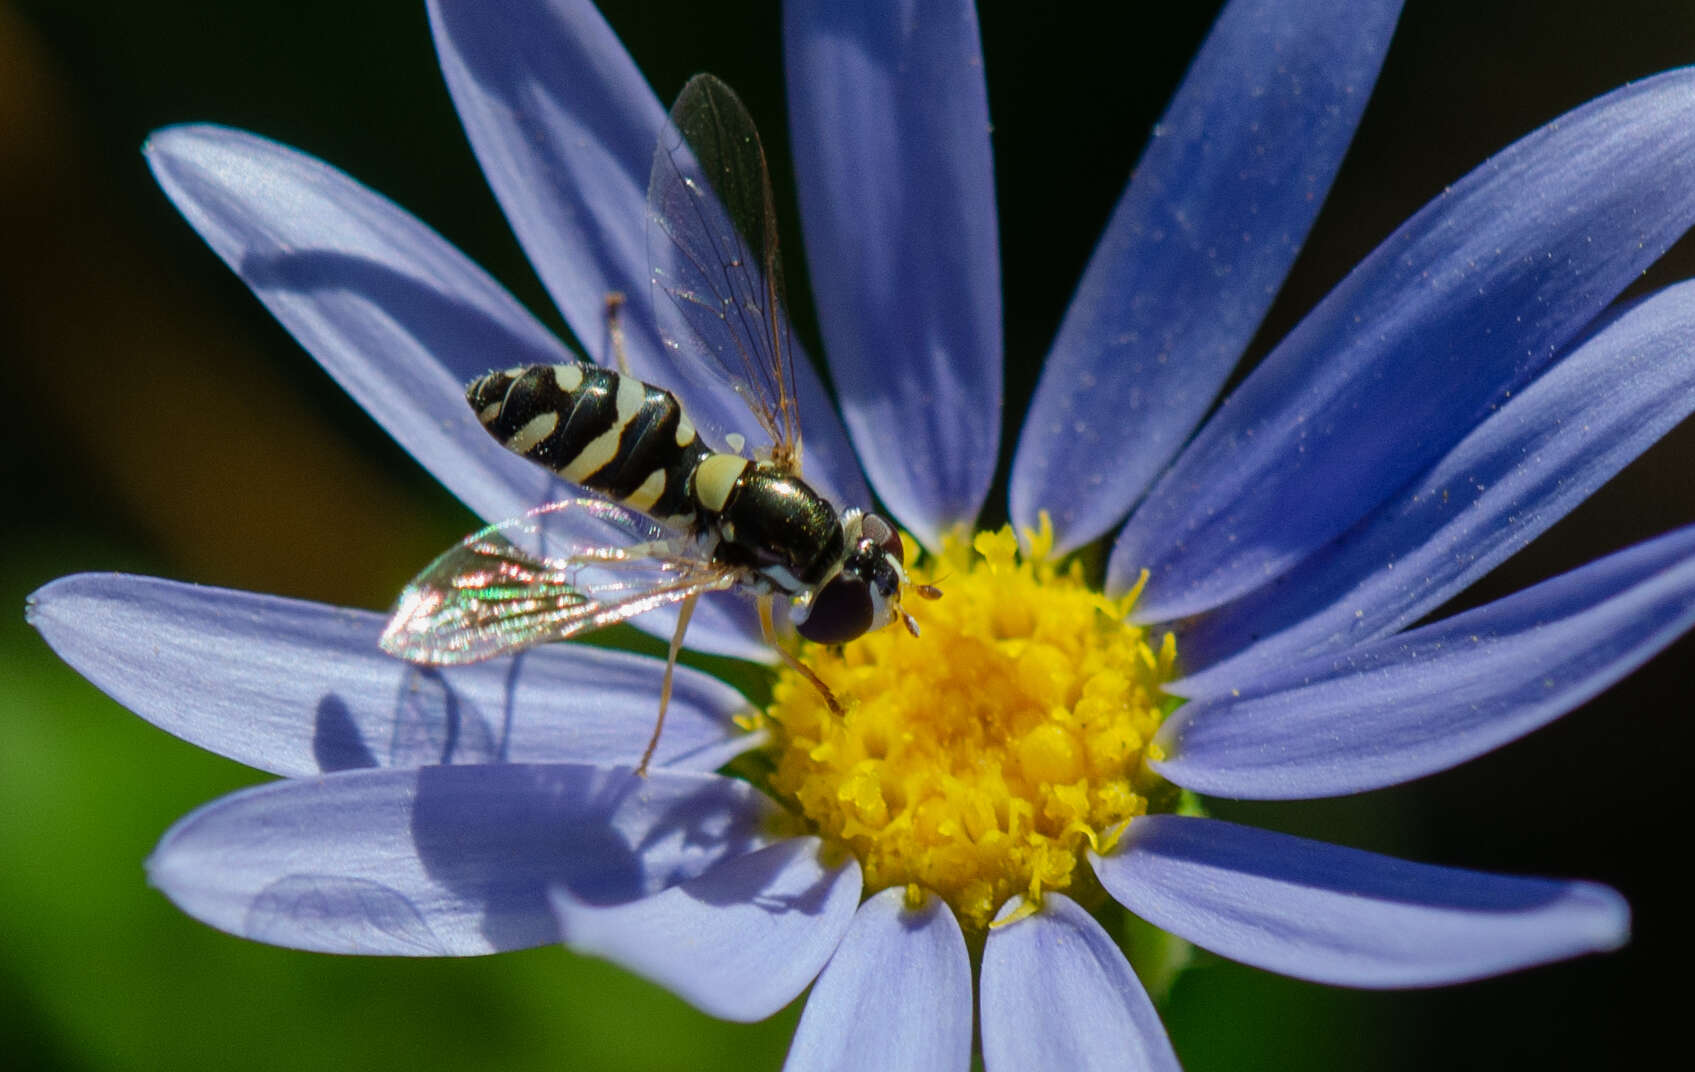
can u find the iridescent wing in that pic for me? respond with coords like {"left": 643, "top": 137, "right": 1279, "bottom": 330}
{"left": 380, "top": 499, "right": 739, "bottom": 665}
{"left": 647, "top": 73, "right": 804, "bottom": 472}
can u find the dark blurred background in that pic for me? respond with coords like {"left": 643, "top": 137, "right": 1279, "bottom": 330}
{"left": 3, "top": 1, "right": 1691, "bottom": 1069}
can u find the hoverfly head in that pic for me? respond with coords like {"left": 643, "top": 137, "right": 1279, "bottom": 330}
{"left": 794, "top": 512, "right": 935, "bottom": 644}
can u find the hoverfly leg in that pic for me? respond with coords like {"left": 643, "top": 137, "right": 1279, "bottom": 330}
{"left": 759, "top": 594, "right": 844, "bottom": 717}
{"left": 637, "top": 591, "right": 700, "bottom": 778}
{"left": 783, "top": 647, "right": 844, "bottom": 718}
{"left": 603, "top": 292, "right": 632, "bottom": 376}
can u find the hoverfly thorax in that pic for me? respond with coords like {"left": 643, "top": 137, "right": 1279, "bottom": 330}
{"left": 698, "top": 459, "right": 846, "bottom": 593}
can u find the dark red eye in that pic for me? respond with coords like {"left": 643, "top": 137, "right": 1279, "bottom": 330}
{"left": 797, "top": 576, "right": 874, "bottom": 645}
{"left": 860, "top": 514, "right": 903, "bottom": 561}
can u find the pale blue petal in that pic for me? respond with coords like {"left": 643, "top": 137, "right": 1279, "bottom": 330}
{"left": 1012, "top": 0, "right": 1404, "bottom": 553}
{"left": 1175, "top": 280, "right": 1695, "bottom": 685}
{"left": 552, "top": 837, "right": 861, "bottom": 1022}
{"left": 28, "top": 573, "right": 756, "bottom": 776}
{"left": 147, "top": 764, "right": 775, "bottom": 956}
{"left": 430, "top": 0, "right": 867, "bottom": 510}
{"left": 1112, "top": 69, "right": 1695, "bottom": 619}
{"left": 144, "top": 123, "right": 765, "bottom": 658}
{"left": 785, "top": 0, "right": 999, "bottom": 545}
{"left": 427, "top": 0, "right": 659, "bottom": 366}
{"left": 1096, "top": 815, "right": 1629, "bottom": 987}
{"left": 785, "top": 888, "right": 971, "bottom": 1072}
{"left": 980, "top": 894, "right": 1179, "bottom": 1072}
{"left": 1157, "top": 523, "right": 1695, "bottom": 798}
{"left": 146, "top": 123, "right": 570, "bottom": 527}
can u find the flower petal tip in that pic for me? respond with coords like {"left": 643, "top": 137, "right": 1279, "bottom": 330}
{"left": 1574, "top": 882, "right": 1632, "bottom": 953}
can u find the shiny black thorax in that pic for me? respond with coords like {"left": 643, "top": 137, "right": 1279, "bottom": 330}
{"left": 703, "top": 464, "right": 846, "bottom": 592}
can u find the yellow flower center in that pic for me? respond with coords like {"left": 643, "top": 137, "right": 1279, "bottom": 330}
{"left": 759, "top": 518, "right": 1178, "bottom": 933}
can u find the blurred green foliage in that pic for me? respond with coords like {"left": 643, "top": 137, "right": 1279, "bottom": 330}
{"left": 4, "top": 1, "right": 1693, "bottom": 1070}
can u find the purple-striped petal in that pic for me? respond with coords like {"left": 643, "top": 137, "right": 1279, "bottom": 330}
{"left": 144, "top": 123, "right": 766, "bottom": 658}
{"left": 147, "top": 764, "right": 776, "bottom": 956}
{"left": 784, "top": 888, "right": 971, "bottom": 1072}
{"left": 429, "top": 0, "right": 867, "bottom": 511}
{"left": 1175, "top": 280, "right": 1695, "bottom": 687}
{"left": 27, "top": 573, "right": 755, "bottom": 776}
{"left": 1156, "top": 523, "right": 1695, "bottom": 799}
{"left": 1012, "top": 0, "right": 1404, "bottom": 554}
{"left": 980, "top": 894, "right": 1179, "bottom": 1072}
{"left": 552, "top": 837, "right": 861, "bottom": 1022}
{"left": 785, "top": 0, "right": 1000, "bottom": 545}
{"left": 1112, "top": 69, "right": 1695, "bottom": 619}
{"left": 1096, "top": 815, "right": 1629, "bottom": 987}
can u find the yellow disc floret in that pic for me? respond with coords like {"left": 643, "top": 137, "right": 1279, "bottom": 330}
{"left": 763, "top": 516, "right": 1178, "bottom": 934}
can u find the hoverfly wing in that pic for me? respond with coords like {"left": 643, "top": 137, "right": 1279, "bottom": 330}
{"left": 647, "top": 73, "right": 804, "bottom": 471}
{"left": 380, "top": 499, "right": 736, "bottom": 666}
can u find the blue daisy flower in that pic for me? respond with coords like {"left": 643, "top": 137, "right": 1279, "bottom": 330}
{"left": 29, "top": 0, "right": 1695, "bottom": 1068}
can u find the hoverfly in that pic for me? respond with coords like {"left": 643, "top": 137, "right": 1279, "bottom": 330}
{"left": 380, "top": 74, "right": 939, "bottom": 774}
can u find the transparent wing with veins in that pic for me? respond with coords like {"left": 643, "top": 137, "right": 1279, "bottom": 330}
{"left": 380, "top": 499, "right": 737, "bottom": 666}
{"left": 647, "top": 73, "right": 804, "bottom": 471}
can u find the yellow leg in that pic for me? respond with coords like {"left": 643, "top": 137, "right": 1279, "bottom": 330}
{"left": 638, "top": 592, "right": 698, "bottom": 777}
{"left": 759, "top": 595, "right": 843, "bottom": 717}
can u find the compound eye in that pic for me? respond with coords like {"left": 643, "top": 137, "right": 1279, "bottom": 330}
{"left": 796, "top": 575, "right": 874, "bottom": 645}
{"left": 860, "top": 514, "right": 904, "bottom": 562}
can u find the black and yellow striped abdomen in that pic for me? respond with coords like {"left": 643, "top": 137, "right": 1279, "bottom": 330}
{"left": 469, "top": 364, "right": 709, "bottom": 526}
{"left": 470, "top": 363, "right": 848, "bottom": 594}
